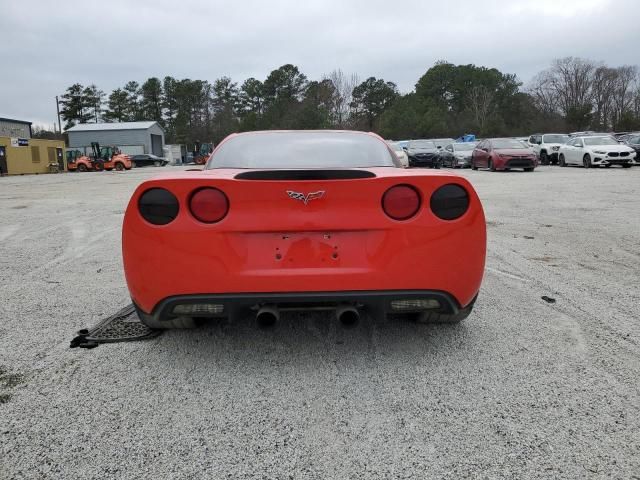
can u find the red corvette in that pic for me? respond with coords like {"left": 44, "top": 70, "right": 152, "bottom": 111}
{"left": 122, "top": 131, "right": 486, "bottom": 328}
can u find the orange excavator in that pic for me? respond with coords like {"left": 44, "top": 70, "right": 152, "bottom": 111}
{"left": 67, "top": 142, "right": 132, "bottom": 172}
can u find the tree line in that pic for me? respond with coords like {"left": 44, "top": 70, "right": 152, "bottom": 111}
{"left": 53, "top": 58, "right": 640, "bottom": 145}
{"left": 529, "top": 57, "right": 640, "bottom": 132}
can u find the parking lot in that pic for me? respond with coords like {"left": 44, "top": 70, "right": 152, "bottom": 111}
{"left": 1, "top": 166, "right": 639, "bottom": 478}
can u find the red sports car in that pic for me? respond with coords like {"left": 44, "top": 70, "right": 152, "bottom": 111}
{"left": 122, "top": 131, "right": 486, "bottom": 328}
{"left": 471, "top": 138, "right": 538, "bottom": 171}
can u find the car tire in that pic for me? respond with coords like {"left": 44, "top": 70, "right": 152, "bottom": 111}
{"left": 489, "top": 159, "right": 496, "bottom": 172}
{"left": 583, "top": 154, "right": 591, "bottom": 168}
{"left": 154, "top": 160, "right": 161, "bottom": 167}
{"left": 540, "top": 151, "right": 549, "bottom": 165}
{"left": 524, "top": 167, "right": 534, "bottom": 172}
{"left": 559, "top": 154, "right": 566, "bottom": 167}
{"left": 115, "top": 162, "right": 125, "bottom": 171}
{"left": 622, "top": 164, "right": 631, "bottom": 168}
{"left": 414, "top": 298, "right": 476, "bottom": 324}
{"left": 134, "top": 305, "right": 196, "bottom": 329}
{"left": 471, "top": 160, "right": 478, "bottom": 170}
{"left": 77, "top": 164, "right": 87, "bottom": 172}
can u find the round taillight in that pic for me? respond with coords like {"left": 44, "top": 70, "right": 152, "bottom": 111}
{"left": 138, "top": 188, "right": 179, "bottom": 225}
{"left": 430, "top": 184, "right": 469, "bottom": 220}
{"left": 382, "top": 185, "right": 421, "bottom": 220}
{"left": 189, "top": 187, "right": 229, "bottom": 223}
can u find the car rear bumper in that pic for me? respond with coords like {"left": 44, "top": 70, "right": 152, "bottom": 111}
{"left": 136, "top": 289, "right": 468, "bottom": 322}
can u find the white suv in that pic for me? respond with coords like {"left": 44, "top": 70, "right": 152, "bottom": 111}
{"left": 528, "top": 134, "right": 569, "bottom": 165}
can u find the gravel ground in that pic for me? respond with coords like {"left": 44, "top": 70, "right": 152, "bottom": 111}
{"left": 0, "top": 165, "right": 639, "bottom": 479}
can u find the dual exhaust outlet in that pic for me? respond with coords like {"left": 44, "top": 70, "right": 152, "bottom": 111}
{"left": 256, "top": 305, "right": 360, "bottom": 328}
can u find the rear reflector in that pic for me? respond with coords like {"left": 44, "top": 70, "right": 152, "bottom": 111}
{"left": 430, "top": 184, "right": 469, "bottom": 220}
{"left": 189, "top": 187, "right": 229, "bottom": 223}
{"left": 390, "top": 299, "right": 440, "bottom": 311}
{"left": 382, "top": 185, "right": 421, "bottom": 220}
{"left": 138, "top": 188, "right": 179, "bottom": 225}
{"left": 172, "top": 304, "right": 224, "bottom": 316}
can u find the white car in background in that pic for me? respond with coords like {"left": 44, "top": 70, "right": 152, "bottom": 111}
{"left": 558, "top": 135, "right": 635, "bottom": 168}
{"left": 387, "top": 141, "right": 410, "bottom": 168}
{"left": 528, "top": 133, "right": 569, "bottom": 165}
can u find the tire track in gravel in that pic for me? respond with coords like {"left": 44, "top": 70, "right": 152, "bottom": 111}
{"left": 487, "top": 241, "right": 640, "bottom": 391}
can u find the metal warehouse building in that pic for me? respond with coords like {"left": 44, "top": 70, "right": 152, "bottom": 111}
{"left": 0, "top": 117, "right": 33, "bottom": 138}
{"left": 66, "top": 121, "right": 165, "bottom": 156}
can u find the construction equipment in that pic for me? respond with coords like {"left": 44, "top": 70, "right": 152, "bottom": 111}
{"left": 192, "top": 141, "right": 214, "bottom": 165}
{"left": 90, "top": 142, "right": 132, "bottom": 171}
{"left": 66, "top": 144, "right": 132, "bottom": 172}
{"left": 66, "top": 149, "right": 93, "bottom": 172}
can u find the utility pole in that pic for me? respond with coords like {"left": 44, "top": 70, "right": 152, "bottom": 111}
{"left": 55, "top": 96, "right": 62, "bottom": 133}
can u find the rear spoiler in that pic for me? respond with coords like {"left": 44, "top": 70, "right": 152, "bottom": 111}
{"left": 234, "top": 170, "right": 376, "bottom": 180}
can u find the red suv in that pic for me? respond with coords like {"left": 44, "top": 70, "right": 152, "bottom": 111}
{"left": 471, "top": 138, "right": 538, "bottom": 172}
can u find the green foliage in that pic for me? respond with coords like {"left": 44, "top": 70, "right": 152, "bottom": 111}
{"left": 409, "top": 62, "right": 526, "bottom": 137}
{"left": 103, "top": 89, "right": 129, "bottom": 122}
{"left": 615, "top": 111, "right": 640, "bottom": 131}
{"left": 59, "top": 84, "right": 93, "bottom": 129}
{"left": 350, "top": 77, "right": 398, "bottom": 130}
{"left": 64, "top": 59, "right": 639, "bottom": 144}
{"left": 565, "top": 104, "right": 593, "bottom": 131}
{"left": 140, "top": 78, "right": 163, "bottom": 124}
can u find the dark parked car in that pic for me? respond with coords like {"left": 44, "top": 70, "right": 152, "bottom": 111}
{"left": 131, "top": 154, "right": 168, "bottom": 167}
{"left": 405, "top": 140, "right": 441, "bottom": 168}
{"left": 621, "top": 133, "right": 640, "bottom": 165}
{"left": 439, "top": 142, "right": 477, "bottom": 168}
{"left": 430, "top": 138, "right": 456, "bottom": 149}
{"left": 471, "top": 138, "right": 538, "bottom": 172}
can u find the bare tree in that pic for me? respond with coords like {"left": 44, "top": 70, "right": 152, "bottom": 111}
{"left": 324, "top": 69, "right": 359, "bottom": 128}
{"left": 611, "top": 65, "right": 637, "bottom": 128}
{"left": 467, "top": 85, "right": 494, "bottom": 131}
{"left": 528, "top": 71, "right": 558, "bottom": 116}
{"left": 633, "top": 78, "right": 640, "bottom": 119}
{"left": 547, "top": 57, "right": 596, "bottom": 117}
{"left": 591, "top": 66, "right": 617, "bottom": 130}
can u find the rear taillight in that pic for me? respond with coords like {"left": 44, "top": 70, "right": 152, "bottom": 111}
{"left": 382, "top": 185, "right": 421, "bottom": 220}
{"left": 138, "top": 188, "right": 179, "bottom": 225}
{"left": 430, "top": 184, "right": 469, "bottom": 220}
{"left": 189, "top": 187, "right": 229, "bottom": 223}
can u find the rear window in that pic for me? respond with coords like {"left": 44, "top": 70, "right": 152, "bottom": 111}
{"left": 454, "top": 143, "right": 475, "bottom": 151}
{"left": 207, "top": 131, "right": 397, "bottom": 169}
{"left": 543, "top": 134, "right": 569, "bottom": 144}
{"left": 491, "top": 139, "right": 528, "bottom": 149}
{"left": 408, "top": 140, "right": 436, "bottom": 149}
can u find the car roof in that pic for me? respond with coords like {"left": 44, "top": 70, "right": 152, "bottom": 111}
{"left": 573, "top": 135, "right": 614, "bottom": 139}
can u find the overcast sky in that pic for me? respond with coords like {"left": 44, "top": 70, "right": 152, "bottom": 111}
{"left": 1, "top": 0, "right": 639, "bottom": 127}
